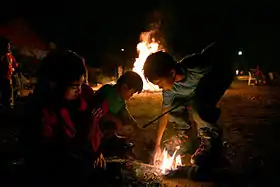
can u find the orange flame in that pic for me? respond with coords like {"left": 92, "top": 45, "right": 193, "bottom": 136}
{"left": 155, "top": 147, "right": 183, "bottom": 175}
{"left": 132, "top": 32, "right": 162, "bottom": 91}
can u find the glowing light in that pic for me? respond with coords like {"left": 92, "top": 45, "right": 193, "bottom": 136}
{"left": 132, "top": 32, "right": 163, "bottom": 91}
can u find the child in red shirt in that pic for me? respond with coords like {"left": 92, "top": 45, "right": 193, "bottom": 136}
{"left": 21, "top": 50, "right": 107, "bottom": 186}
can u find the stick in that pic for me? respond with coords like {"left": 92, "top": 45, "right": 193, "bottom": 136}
{"left": 142, "top": 92, "right": 195, "bottom": 129}
{"left": 142, "top": 104, "right": 181, "bottom": 128}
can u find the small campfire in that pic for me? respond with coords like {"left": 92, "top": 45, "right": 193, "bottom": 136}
{"left": 105, "top": 145, "right": 184, "bottom": 186}
{"left": 133, "top": 146, "right": 183, "bottom": 181}
{"left": 132, "top": 31, "right": 163, "bottom": 92}
{"left": 154, "top": 146, "right": 183, "bottom": 175}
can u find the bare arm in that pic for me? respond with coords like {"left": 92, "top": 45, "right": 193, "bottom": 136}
{"left": 120, "top": 106, "right": 138, "bottom": 128}
{"left": 155, "top": 106, "right": 171, "bottom": 147}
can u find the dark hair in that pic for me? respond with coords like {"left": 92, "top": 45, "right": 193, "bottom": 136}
{"left": 0, "top": 37, "right": 10, "bottom": 54}
{"left": 117, "top": 71, "right": 143, "bottom": 93}
{"left": 143, "top": 51, "right": 177, "bottom": 81}
{"left": 35, "top": 50, "right": 86, "bottom": 105}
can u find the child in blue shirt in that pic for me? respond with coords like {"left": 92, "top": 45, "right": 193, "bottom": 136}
{"left": 143, "top": 41, "right": 234, "bottom": 172}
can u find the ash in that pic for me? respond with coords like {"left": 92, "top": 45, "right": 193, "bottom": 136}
{"left": 105, "top": 158, "right": 165, "bottom": 186}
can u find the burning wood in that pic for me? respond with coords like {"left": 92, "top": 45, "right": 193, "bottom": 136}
{"left": 131, "top": 161, "right": 163, "bottom": 182}
{"left": 106, "top": 158, "right": 163, "bottom": 183}
{"left": 105, "top": 157, "right": 214, "bottom": 186}
{"left": 106, "top": 146, "right": 184, "bottom": 182}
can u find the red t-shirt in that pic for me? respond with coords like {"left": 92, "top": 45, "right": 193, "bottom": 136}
{"left": 40, "top": 86, "right": 109, "bottom": 153}
{"left": 0, "top": 53, "right": 17, "bottom": 79}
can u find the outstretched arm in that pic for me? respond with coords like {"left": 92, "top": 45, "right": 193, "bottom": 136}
{"left": 155, "top": 106, "right": 170, "bottom": 147}
{"left": 119, "top": 106, "right": 138, "bottom": 129}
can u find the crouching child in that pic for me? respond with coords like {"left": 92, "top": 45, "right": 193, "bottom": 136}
{"left": 20, "top": 50, "right": 108, "bottom": 187}
{"left": 94, "top": 71, "right": 143, "bottom": 158}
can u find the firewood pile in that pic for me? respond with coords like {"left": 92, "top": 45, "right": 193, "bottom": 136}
{"left": 105, "top": 157, "right": 214, "bottom": 187}
{"left": 106, "top": 157, "right": 162, "bottom": 186}
{"left": 130, "top": 160, "right": 163, "bottom": 182}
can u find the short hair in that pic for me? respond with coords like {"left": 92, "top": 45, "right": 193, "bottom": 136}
{"left": 143, "top": 51, "right": 177, "bottom": 82}
{"left": 35, "top": 50, "right": 86, "bottom": 103}
{"left": 117, "top": 71, "right": 143, "bottom": 93}
{"left": 0, "top": 37, "right": 10, "bottom": 54}
{"left": 37, "top": 50, "right": 86, "bottom": 86}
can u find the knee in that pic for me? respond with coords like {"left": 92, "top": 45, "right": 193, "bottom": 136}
{"left": 169, "top": 110, "right": 189, "bottom": 123}
{"left": 190, "top": 102, "right": 221, "bottom": 124}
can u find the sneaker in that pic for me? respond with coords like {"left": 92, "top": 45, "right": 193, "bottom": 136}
{"left": 190, "top": 127, "right": 221, "bottom": 167}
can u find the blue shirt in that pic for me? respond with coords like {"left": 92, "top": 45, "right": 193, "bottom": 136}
{"left": 162, "top": 65, "right": 211, "bottom": 109}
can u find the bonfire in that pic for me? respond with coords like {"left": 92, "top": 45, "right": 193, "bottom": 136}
{"left": 132, "top": 32, "right": 162, "bottom": 91}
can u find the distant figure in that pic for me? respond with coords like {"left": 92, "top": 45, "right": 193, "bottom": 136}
{"left": 268, "top": 72, "right": 275, "bottom": 85}
{"left": 254, "top": 65, "right": 266, "bottom": 85}
{"left": 266, "top": 71, "right": 279, "bottom": 86}
{"left": 0, "top": 37, "right": 18, "bottom": 108}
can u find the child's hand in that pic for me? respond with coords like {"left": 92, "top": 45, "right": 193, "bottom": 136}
{"left": 153, "top": 145, "right": 162, "bottom": 165}
{"left": 93, "top": 153, "right": 106, "bottom": 170}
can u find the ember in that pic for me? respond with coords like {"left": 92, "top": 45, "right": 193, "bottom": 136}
{"left": 132, "top": 31, "right": 163, "bottom": 91}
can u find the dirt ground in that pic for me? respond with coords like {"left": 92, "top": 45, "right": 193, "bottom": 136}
{"left": 127, "top": 80, "right": 280, "bottom": 186}
{"left": 1, "top": 79, "right": 280, "bottom": 186}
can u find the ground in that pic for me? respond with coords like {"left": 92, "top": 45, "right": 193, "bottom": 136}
{"left": 1, "top": 79, "right": 280, "bottom": 186}
{"left": 127, "top": 80, "right": 280, "bottom": 186}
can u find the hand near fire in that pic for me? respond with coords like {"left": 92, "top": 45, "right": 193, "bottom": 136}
{"left": 153, "top": 145, "right": 162, "bottom": 165}
{"left": 93, "top": 153, "right": 106, "bottom": 170}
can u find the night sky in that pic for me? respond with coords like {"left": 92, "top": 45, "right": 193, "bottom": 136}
{"left": 1, "top": 1, "right": 280, "bottom": 71}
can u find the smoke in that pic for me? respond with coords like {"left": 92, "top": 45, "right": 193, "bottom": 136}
{"left": 140, "top": 2, "right": 182, "bottom": 60}
{"left": 139, "top": 21, "right": 165, "bottom": 51}
{"left": 142, "top": 1, "right": 235, "bottom": 60}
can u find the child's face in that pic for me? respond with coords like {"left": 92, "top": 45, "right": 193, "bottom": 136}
{"left": 64, "top": 75, "right": 85, "bottom": 101}
{"left": 121, "top": 85, "right": 137, "bottom": 100}
{"left": 151, "top": 77, "right": 174, "bottom": 91}
{"left": 150, "top": 69, "right": 176, "bottom": 91}
{"left": 7, "top": 43, "right": 11, "bottom": 52}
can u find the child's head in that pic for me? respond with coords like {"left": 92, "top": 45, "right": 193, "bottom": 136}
{"left": 36, "top": 50, "right": 86, "bottom": 102}
{"left": 143, "top": 51, "right": 177, "bottom": 90}
{"left": 116, "top": 71, "right": 143, "bottom": 100}
{"left": 0, "top": 37, "right": 11, "bottom": 55}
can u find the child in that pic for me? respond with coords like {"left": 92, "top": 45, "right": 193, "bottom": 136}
{"left": 94, "top": 71, "right": 143, "bottom": 157}
{"left": 0, "top": 37, "right": 18, "bottom": 108}
{"left": 143, "top": 41, "right": 234, "bottom": 172}
{"left": 255, "top": 65, "right": 266, "bottom": 85}
{"left": 20, "top": 50, "right": 107, "bottom": 186}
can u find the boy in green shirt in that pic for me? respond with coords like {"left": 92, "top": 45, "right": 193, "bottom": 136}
{"left": 95, "top": 71, "right": 143, "bottom": 156}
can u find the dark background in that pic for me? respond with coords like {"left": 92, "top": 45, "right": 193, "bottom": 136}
{"left": 1, "top": 0, "right": 280, "bottom": 71}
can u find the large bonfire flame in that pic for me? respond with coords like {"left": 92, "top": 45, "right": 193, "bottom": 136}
{"left": 132, "top": 32, "right": 162, "bottom": 91}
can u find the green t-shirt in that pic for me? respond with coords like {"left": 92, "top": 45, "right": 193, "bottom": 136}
{"left": 96, "top": 84, "right": 125, "bottom": 115}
